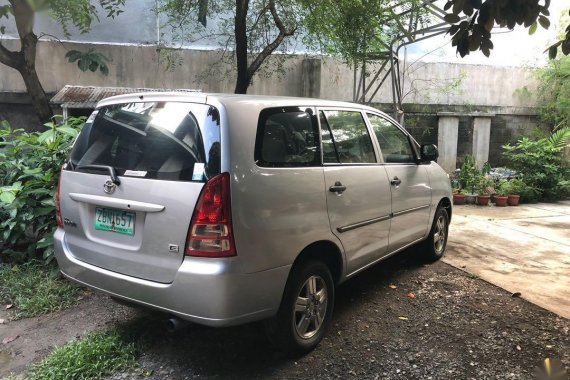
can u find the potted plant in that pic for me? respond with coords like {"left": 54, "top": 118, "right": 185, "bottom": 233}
{"left": 507, "top": 178, "right": 523, "bottom": 206}
{"left": 475, "top": 176, "right": 493, "bottom": 206}
{"left": 458, "top": 155, "right": 479, "bottom": 204}
{"left": 494, "top": 180, "right": 510, "bottom": 207}
{"left": 452, "top": 188, "right": 465, "bottom": 205}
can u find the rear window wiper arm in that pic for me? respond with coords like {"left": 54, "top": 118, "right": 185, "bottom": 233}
{"left": 76, "top": 164, "right": 121, "bottom": 185}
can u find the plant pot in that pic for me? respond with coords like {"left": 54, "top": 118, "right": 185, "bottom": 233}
{"left": 453, "top": 193, "right": 465, "bottom": 205}
{"left": 494, "top": 196, "right": 508, "bottom": 207}
{"left": 476, "top": 195, "right": 490, "bottom": 206}
{"left": 464, "top": 194, "right": 476, "bottom": 204}
{"left": 508, "top": 194, "right": 520, "bottom": 206}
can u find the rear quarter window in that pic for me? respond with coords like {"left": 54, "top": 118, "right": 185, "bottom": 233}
{"left": 255, "top": 107, "right": 321, "bottom": 167}
{"left": 69, "top": 102, "right": 221, "bottom": 182}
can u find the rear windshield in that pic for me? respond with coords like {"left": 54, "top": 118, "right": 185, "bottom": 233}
{"left": 69, "top": 102, "right": 221, "bottom": 182}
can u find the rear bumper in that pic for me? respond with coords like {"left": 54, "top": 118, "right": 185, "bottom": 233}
{"left": 54, "top": 229, "right": 291, "bottom": 327}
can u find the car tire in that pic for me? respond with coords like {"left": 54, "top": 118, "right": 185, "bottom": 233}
{"left": 420, "top": 207, "right": 449, "bottom": 262}
{"left": 264, "top": 260, "right": 334, "bottom": 356}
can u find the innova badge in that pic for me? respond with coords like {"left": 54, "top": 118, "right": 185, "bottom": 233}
{"left": 103, "top": 179, "right": 116, "bottom": 194}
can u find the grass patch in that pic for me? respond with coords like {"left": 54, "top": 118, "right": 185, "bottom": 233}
{"left": 0, "top": 261, "right": 79, "bottom": 319}
{"left": 28, "top": 328, "right": 139, "bottom": 380}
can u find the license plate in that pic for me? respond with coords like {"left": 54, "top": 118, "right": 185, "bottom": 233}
{"left": 95, "top": 207, "right": 135, "bottom": 236}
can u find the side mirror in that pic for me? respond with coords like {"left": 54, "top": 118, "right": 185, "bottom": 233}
{"left": 420, "top": 144, "right": 438, "bottom": 163}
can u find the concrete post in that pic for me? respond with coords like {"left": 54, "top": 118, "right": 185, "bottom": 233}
{"left": 472, "top": 116, "right": 492, "bottom": 168}
{"left": 301, "top": 58, "right": 321, "bottom": 98}
{"left": 437, "top": 113, "right": 459, "bottom": 173}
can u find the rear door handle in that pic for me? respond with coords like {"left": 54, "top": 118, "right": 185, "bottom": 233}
{"left": 391, "top": 177, "right": 402, "bottom": 186}
{"left": 329, "top": 181, "right": 347, "bottom": 194}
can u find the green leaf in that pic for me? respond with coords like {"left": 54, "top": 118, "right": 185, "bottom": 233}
{"left": 444, "top": 14, "right": 461, "bottom": 23}
{"left": 55, "top": 126, "right": 79, "bottom": 136}
{"left": 549, "top": 46, "right": 558, "bottom": 59}
{"left": 538, "top": 15, "right": 550, "bottom": 29}
{"left": 38, "top": 129, "right": 55, "bottom": 144}
{"left": 78, "top": 58, "right": 90, "bottom": 72}
{"left": 0, "top": 191, "right": 16, "bottom": 204}
{"left": 529, "top": 21, "right": 537, "bottom": 35}
{"left": 65, "top": 50, "right": 83, "bottom": 63}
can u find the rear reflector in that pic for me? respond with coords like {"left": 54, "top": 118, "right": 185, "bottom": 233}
{"left": 185, "top": 173, "right": 236, "bottom": 257}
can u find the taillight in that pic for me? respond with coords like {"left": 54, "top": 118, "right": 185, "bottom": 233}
{"left": 185, "top": 173, "right": 236, "bottom": 257}
{"left": 55, "top": 167, "right": 64, "bottom": 228}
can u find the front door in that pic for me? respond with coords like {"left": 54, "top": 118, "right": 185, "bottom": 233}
{"left": 320, "top": 109, "right": 392, "bottom": 275}
{"left": 366, "top": 113, "right": 432, "bottom": 253}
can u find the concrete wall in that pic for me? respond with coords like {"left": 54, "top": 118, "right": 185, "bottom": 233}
{"left": 0, "top": 40, "right": 545, "bottom": 168}
{"left": 0, "top": 40, "right": 539, "bottom": 107}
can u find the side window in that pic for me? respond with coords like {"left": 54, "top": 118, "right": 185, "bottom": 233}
{"left": 255, "top": 108, "right": 320, "bottom": 167}
{"left": 367, "top": 113, "right": 415, "bottom": 163}
{"left": 320, "top": 110, "right": 376, "bottom": 164}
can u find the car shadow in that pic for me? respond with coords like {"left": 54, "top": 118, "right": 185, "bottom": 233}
{"left": 123, "top": 247, "right": 429, "bottom": 379}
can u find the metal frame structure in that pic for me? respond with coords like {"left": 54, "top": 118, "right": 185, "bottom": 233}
{"left": 353, "top": 0, "right": 460, "bottom": 122}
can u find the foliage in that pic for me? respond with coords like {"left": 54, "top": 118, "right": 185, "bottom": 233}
{"left": 0, "top": 261, "right": 79, "bottom": 319}
{"left": 301, "top": 0, "right": 428, "bottom": 65}
{"left": 476, "top": 175, "right": 494, "bottom": 195}
{"left": 495, "top": 179, "right": 510, "bottom": 197}
{"left": 0, "top": 117, "right": 83, "bottom": 264}
{"left": 502, "top": 128, "right": 570, "bottom": 201}
{"left": 457, "top": 155, "right": 489, "bottom": 194}
{"left": 28, "top": 328, "right": 139, "bottom": 380}
{"left": 0, "top": 1, "right": 125, "bottom": 121}
{"left": 442, "top": 1, "right": 569, "bottom": 58}
{"left": 536, "top": 55, "right": 570, "bottom": 129}
{"left": 156, "top": 0, "right": 302, "bottom": 92}
{"left": 65, "top": 49, "right": 110, "bottom": 75}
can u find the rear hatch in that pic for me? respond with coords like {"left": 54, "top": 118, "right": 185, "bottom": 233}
{"left": 59, "top": 101, "right": 222, "bottom": 283}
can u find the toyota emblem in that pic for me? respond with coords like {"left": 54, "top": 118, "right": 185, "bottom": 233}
{"left": 103, "top": 179, "right": 116, "bottom": 194}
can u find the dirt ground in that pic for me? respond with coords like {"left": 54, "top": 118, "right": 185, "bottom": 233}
{"left": 1, "top": 250, "right": 568, "bottom": 379}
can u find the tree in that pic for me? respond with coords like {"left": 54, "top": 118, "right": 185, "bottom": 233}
{"left": 442, "top": 0, "right": 570, "bottom": 59}
{"left": 158, "top": 0, "right": 300, "bottom": 94}
{"left": 536, "top": 55, "right": 570, "bottom": 129}
{"left": 158, "top": 0, "right": 428, "bottom": 94}
{"left": 301, "top": 0, "right": 428, "bottom": 66}
{"left": 0, "top": 0, "right": 125, "bottom": 122}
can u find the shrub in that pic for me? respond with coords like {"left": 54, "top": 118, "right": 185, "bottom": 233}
{"left": 0, "top": 117, "right": 83, "bottom": 264}
{"left": 502, "top": 128, "right": 570, "bottom": 201}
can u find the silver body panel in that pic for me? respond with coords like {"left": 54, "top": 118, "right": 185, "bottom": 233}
{"left": 54, "top": 93, "right": 452, "bottom": 326}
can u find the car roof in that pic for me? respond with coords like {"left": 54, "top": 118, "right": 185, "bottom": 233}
{"left": 96, "top": 92, "right": 384, "bottom": 115}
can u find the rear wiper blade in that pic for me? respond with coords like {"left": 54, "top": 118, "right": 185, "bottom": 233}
{"left": 76, "top": 164, "right": 121, "bottom": 185}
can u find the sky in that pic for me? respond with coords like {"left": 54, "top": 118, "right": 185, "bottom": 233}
{"left": 405, "top": 0, "right": 568, "bottom": 67}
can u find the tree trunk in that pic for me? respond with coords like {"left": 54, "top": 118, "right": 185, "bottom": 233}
{"left": 18, "top": 64, "right": 53, "bottom": 123}
{"left": 234, "top": 0, "right": 250, "bottom": 94}
{"left": 0, "top": 0, "right": 53, "bottom": 123}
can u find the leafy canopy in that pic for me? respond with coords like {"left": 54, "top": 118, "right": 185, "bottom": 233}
{"left": 443, "top": 0, "right": 570, "bottom": 58}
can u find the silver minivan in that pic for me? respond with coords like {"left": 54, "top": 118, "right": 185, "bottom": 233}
{"left": 54, "top": 93, "right": 451, "bottom": 354}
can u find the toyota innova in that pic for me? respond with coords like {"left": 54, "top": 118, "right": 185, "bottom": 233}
{"left": 54, "top": 93, "right": 451, "bottom": 354}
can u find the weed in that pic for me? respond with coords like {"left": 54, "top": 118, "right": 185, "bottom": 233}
{"left": 28, "top": 328, "right": 139, "bottom": 380}
{"left": 0, "top": 261, "right": 79, "bottom": 319}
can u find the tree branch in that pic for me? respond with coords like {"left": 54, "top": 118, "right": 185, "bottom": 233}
{"left": 247, "top": 0, "right": 295, "bottom": 77}
{"left": 0, "top": 40, "right": 22, "bottom": 69}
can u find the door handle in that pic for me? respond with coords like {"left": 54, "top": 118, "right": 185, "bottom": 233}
{"left": 391, "top": 176, "right": 402, "bottom": 186}
{"left": 329, "top": 181, "right": 347, "bottom": 194}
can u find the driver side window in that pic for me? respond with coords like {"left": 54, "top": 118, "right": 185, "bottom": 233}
{"left": 367, "top": 114, "right": 415, "bottom": 163}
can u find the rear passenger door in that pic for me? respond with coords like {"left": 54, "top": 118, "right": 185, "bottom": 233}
{"left": 365, "top": 113, "right": 432, "bottom": 252}
{"left": 320, "top": 109, "right": 392, "bottom": 275}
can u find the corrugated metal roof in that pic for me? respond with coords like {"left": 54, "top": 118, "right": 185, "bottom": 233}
{"left": 50, "top": 85, "right": 201, "bottom": 109}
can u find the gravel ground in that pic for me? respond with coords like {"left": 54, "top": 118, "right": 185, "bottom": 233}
{"left": 106, "top": 250, "right": 570, "bottom": 380}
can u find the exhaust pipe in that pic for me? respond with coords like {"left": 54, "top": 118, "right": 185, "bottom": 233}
{"left": 166, "top": 317, "right": 190, "bottom": 333}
